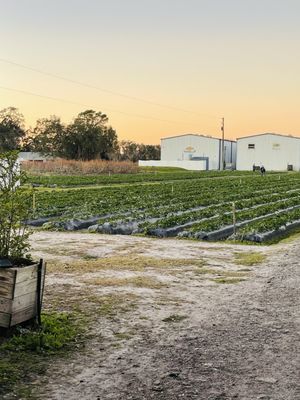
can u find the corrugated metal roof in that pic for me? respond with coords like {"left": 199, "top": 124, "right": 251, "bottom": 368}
{"left": 237, "top": 132, "right": 300, "bottom": 141}
{"left": 161, "top": 133, "right": 236, "bottom": 143}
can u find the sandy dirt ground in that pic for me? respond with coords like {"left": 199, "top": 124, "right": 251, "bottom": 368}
{"left": 20, "top": 232, "right": 300, "bottom": 399}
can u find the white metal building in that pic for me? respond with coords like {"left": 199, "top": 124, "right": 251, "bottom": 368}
{"left": 236, "top": 133, "right": 300, "bottom": 171}
{"left": 18, "top": 152, "right": 54, "bottom": 163}
{"left": 139, "top": 134, "right": 237, "bottom": 170}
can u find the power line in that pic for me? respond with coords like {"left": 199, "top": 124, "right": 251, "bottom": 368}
{"left": 0, "top": 85, "right": 211, "bottom": 128}
{"left": 0, "top": 57, "right": 219, "bottom": 120}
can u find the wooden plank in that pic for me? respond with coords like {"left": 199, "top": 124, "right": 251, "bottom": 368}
{"left": 40, "top": 262, "right": 46, "bottom": 304}
{"left": 0, "top": 311, "right": 11, "bottom": 328}
{"left": 0, "top": 297, "right": 12, "bottom": 313}
{"left": 11, "top": 305, "right": 37, "bottom": 326}
{"left": 0, "top": 269, "right": 16, "bottom": 299}
{"left": 0, "top": 264, "right": 38, "bottom": 285}
{"left": 15, "top": 264, "right": 38, "bottom": 284}
{"left": 0, "top": 291, "right": 37, "bottom": 314}
{"left": 0, "top": 292, "right": 38, "bottom": 324}
{"left": 12, "top": 292, "right": 37, "bottom": 313}
{"left": 0, "top": 282, "right": 14, "bottom": 299}
{"left": 14, "top": 279, "right": 37, "bottom": 299}
{"left": 0, "top": 268, "right": 15, "bottom": 284}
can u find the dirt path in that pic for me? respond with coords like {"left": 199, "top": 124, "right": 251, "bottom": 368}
{"left": 26, "top": 232, "right": 299, "bottom": 400}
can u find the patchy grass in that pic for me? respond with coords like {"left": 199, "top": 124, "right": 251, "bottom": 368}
{"left": 82, "top": 254, "right": 99, "bottom": 260}
{"left": 84, "top": 275, "right": 166, "bottom": 289}
{"left": 44, "top": 285, "right": 93, "bottom": 314}
{"left": 114, "top": 332, "right": 133, "bottom": 341}
{"left": 47, "top": 255, "right": 205, "bottom": 274}
{"left": 162, "top": 314, "right": 187, "bottom": 323}
{"left": 89, "top": 293, "right": 139, "bottom": 317}
{"left": 0, "top": 312, "right": 86, "bottom": 398}
{"left": 221, "top": 270, "right": 250, "bottom": 278}
{"left": 234, "top": 252, "right": 266, "bottom": 266}
{"left": 139, "top": 166, "right": 187, "bottom": 173}
{"left": 193, "top": 267, "right": 222, "bottom": 275}
{"left": 211, "top": 277, "right": 247, "bottom": 284}
{"left": 193, "top": 266, "right": 249, "bottom": 279}
{"left": 156, "top": 295, "right": 182, "bottom": 306}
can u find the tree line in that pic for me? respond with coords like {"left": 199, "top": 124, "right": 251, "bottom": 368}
{"left": 0, "top": 107, "right": 160, "bottom": 161}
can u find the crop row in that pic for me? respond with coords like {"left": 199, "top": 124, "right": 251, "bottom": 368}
{"left": 31, "top": 175, "right": 299, "bottom": 222}
{"left": 25, "top": 169, "right": 272, "bottom": 187}
{"left": 178, "top": 199, "right": 300, "bottom": 237}
{"left": 26, "top": 173, "right": 300, "bottom": 242}
{"left": 238, "top": 207, "right": 300, "bottom": 236}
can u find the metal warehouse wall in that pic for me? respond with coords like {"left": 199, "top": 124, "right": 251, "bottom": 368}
{"left": 161, "top": 135, "right": 236, "bottom": 170}
{"left": 236, "top": 134, "right": 300, "bottom": 171}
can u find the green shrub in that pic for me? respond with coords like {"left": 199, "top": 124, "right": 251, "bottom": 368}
{"left": 0, "top": 151, "right": 33, "bottom": 260}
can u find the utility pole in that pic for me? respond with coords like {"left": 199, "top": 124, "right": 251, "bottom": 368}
{"left": 221, "top": 117, "right": 225, "bottom": 170}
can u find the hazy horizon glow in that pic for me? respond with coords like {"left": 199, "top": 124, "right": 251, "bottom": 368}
{"left": 1, "top": 0, "right": 299, "bottom": 144}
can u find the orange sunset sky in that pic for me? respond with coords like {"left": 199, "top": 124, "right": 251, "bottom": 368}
{"left": 1, "top": 0, "right": 299, "bottom": 144}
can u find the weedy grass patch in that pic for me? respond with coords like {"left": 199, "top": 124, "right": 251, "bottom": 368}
{"left": 114, "top": 332, "right": 133, "bottom": 341}
{"left": 88, "top": 293, "right": 139, "bottom": 317}
{"left": 234, "top": 252, "right": 266, "bottom": 266}
{"left": 193, "top": 267, "right": 222, "bottom": 275}
{"left": 156, "top": 295, "right": 182, "bottom": 306}
{"left": 162, "top": 314, "right": 187, "bottom": 323}
{"left": 43, "top": 283, "right": 96, "bottom": 315}
{"left": 0, "top": 312, "right": 86, "bottom": 398}
{"left": 84, "top": 275, "right": 166, "bottom": 289}
{"left": 211, "top": 277, "right": 247, "bottom": 284}
{"left": 193, "top": 266, "right": 249, "bottom": 279}
{"left": 47, "top": 255, "right": 205, "bottom": 274}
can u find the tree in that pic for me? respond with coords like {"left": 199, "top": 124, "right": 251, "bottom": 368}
{"left": 29, "top": 116, "right": 65, "bottom": 156}
{"left": 62, "top": 110, "right": 117, "bottom": 160}
{"left": 0, "top": 107, "right": 26, "bottom": 151}
{"left": 138, "top": 144, "right": 160, "bottom": 160}
{"left": 0, "top": 107, "right": 121, "bottom": 160}
{"left": 99, "top": 126, "right": 119, "bottom": 160}
{"left": 119, "top": 140, "right": 140, "bottom": 162}
{"left": 21, "top": 135, "right": 34, "bottom": 152}
{"left": 119, "top": 141, "right": 161, "bottom": 162}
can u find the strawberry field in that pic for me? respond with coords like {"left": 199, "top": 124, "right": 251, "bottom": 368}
{"left": 27, "top": 172, "right": 300, "bottom": 242}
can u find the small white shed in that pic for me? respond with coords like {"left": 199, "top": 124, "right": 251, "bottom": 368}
{"left": 236, "top": 133, "right": 300, "bottom": 171}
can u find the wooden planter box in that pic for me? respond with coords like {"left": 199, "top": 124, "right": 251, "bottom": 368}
{"left": 0, "top": 260, "right": 46, "bottom": 329}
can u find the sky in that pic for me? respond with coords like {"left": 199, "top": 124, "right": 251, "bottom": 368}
{"left": 0, "top": 0, "right": 299, "bottom": 144}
